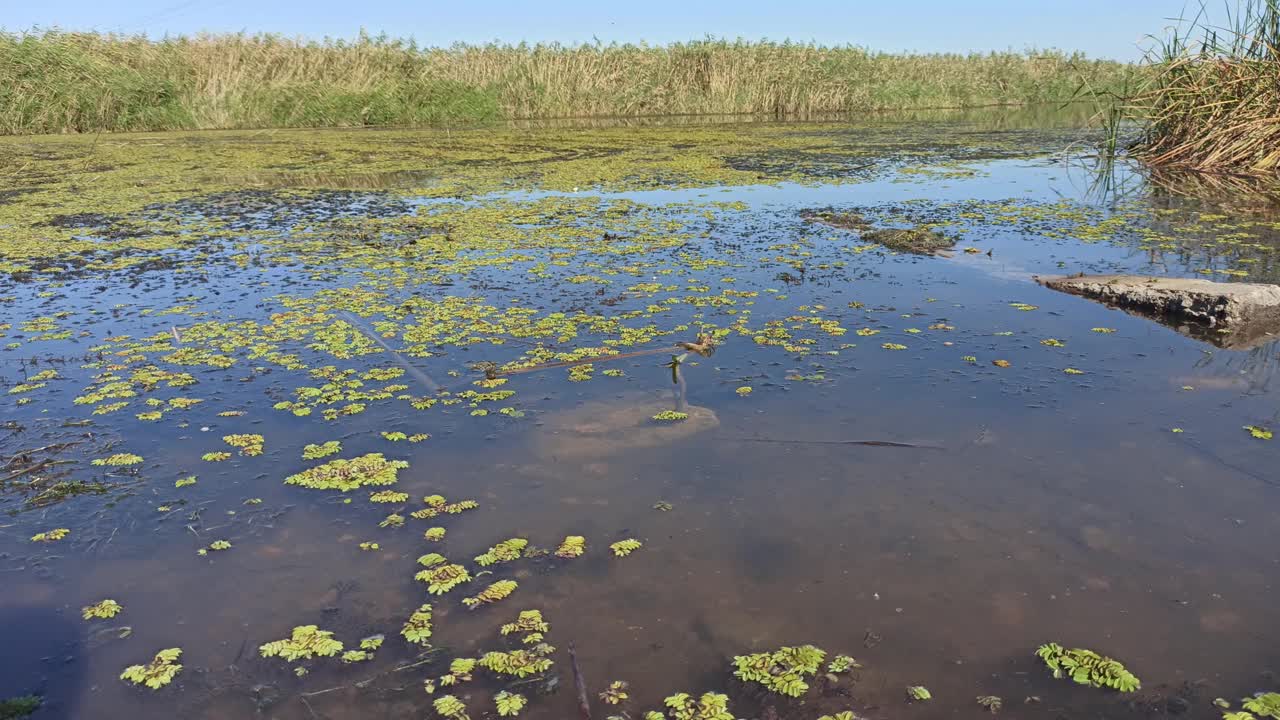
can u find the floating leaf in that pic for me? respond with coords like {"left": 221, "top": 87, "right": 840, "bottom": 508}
{"left": 120, "top": 648, "right": 182, "bottom": 690}
{"left": 401, "top": 604, "right": 434, "bottom": 644}
{"left": 82, "top": 599, "right": 123, "bottom": 620}
{"left": 260, "top": 626, "right": 343, "bottom": 662}
{"left": 31, "top": 528, "right": 70, "bottom": 542}
{"left": 556, "top": 536, "right": 586, "bottom": 558}
{"left": 610, "top": 539, "right": 642, "bottom": 557}
{"left": 1244, "top": 425, "right": 1273, "bottom": 440}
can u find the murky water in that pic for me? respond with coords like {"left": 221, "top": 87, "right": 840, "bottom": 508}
{"left": 1, "top": 109, "right": 1277, "bottom": 720}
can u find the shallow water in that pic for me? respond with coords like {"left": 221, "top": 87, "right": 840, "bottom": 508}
{"left": 1, "top": 111, "right": 1277, "bottom": 720}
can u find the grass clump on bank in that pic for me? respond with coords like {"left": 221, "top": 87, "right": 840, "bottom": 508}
{"left": 0, "top": 30, "right": 1128, "bottom": 134}
{"left": 1132, "top": 0, "right": 1280, "bottom": 174}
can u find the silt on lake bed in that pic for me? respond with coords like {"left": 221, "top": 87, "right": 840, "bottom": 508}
{"left": 1, "top": 109, "right": 1279, "bottom": 720}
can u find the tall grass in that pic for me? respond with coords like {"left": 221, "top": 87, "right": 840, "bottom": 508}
{"left": 1132, "top": 0, "right": 1280, "bottom": 174}
{"left": 0, "top": 30, "right": 1129, "bottom": 135}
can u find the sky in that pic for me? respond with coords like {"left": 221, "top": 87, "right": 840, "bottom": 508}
{"left": 2, "top": 0, "right": 1202, "bottom": 60}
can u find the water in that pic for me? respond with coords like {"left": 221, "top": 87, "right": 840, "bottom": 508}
{"left": 1, "top": 110, "right": 1277, "bottom": 720}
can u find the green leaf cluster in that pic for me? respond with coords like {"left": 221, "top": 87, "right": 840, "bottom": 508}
{"left": 907, "top": 686, "right": 932, "bottom": 701}
{"left": 401, "top": 604, "right": 434, "bottom": 644}
{"left": 662, "top": 692, "right": 733, "bottom": 720}
{"left": 610, "top": 539, "right": 642, "bottom": 557}
{"left": 463, "top": 579, "right": 518, "bottom": 608}
{"left": 500, "top": 610, "right": 550, "bottom": 639}
{"left": 259, "top": 625, "right": 344, "bottom": 662}
{"left": 284, "top": 453, "right": 408, "bottom": 491}
{"left": 120, "top": 648, "right": 182, "bottom": 690}
{"left": 478, "top": 649, "right": 553, "bottom": 678}
{"left": 732, "top": 645, "right": 826, "bottom": 697}
{"left": 827, "top": 654, "right": 860, "bottom": 673}
{"left": 475, "top": 538, "right": 528, "bottom": 566}
{"left": 556, "top": 535, "right": 585, "bottom": 558}
{"left": 302, "top": 441, "right": 342, "bottom": 459}
{"left": 82, "top": 599, "right": 123, "bottom": 620}
{"left": 1035, "top": 643, "right": 1140, "bottom": 692}
{"left": 416, "top": 563, "right": 471, "bottom": 595}
{"left": 433, "top": 694, "right": 469, "bottom": 719}
{"left": 494, "top": 691, "right": 527, "bottom": 717}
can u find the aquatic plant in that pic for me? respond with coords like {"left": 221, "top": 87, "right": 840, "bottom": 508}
{"left": 359, "top": 541, "right": 380, "bottom": 550}
{"left": 653, "top": 501, "right": 674, "bottom": 512}
{"left": 341, "top": 650, "right": 371, "bottom": 663}
{"left": 494, "top": 691, "right": 527, "bottom": 717}
{"left": 416, "top": 563, "right": 471, "bottom": 594}
{"left": 222, "top": 433, "right": 264, "bottom": 456}
{"left": 610, "top": 539, "right": 643, "bottom": 557}
{"left": 382, "top": 431, "right": 408, "bottom": 441}
{"left": 478, "top": 649, "right": 553, "bottom": 678}
{"left": 501, "top": 610, "right": 550, "bottom": 642}
{"left": 827, "top": 655, "right": 860, "bottom": 673}
{"left": 881, "top": 342, "right": 907, "bottom": 351}
{"left": 401, "top": 604, "right": 434, "bottom": 644}
{"left": 82, "top": 599, "right": 123, "bottom": 620}
{"left": 208, "top": 540, "right": 231, "bottom": 551}
{"left": 425, "top": 527, "right": 447, "bottom": 541}
{"left": 30, "top": 528, "right": 69, "bottom": 542}
{"left": 1035, "top": 643, "right": 1140, "bottom": 692}
{"left": 284, "top": 453, "right": 408, "bottom": 491}
{"left": 302, "top": 441, "right": 342, "bottom": 460}
{"left": 371, "top": 490, "right": 410, "bottom": 503}
{"left": 475, "top": 538, "right": 528, "bottom": 566}
{"left": 202, "top": 452, "right": 231, "bottom": 462}
{"left": 444, "top": 500, "right": 479, "bottom": 514}
{"left": 663, "top": 692, "right": 734, "bottom": 720}
{"left": 0, "top": 695, "right": 42, "bottom": 720}
{"left": 1236, "top": 692, "right": 1280, "bottom": 719}
{"left": 120, "top": 648, "right": 182, "bottom": 690}
{"left": 1064, "top": 368, "right": 1085, "bottom": 375}
{"left": 652, "top": 411, "right": 689, "bottom": 422}
{"left": 463, "top": 580, "right": 518, "bottom": 608}
{"left": 91, "top": 453, "right": 143, "bottom": 466}
{"left": 601, "top": 681, "right": 630, "bottom": 704}
{"left": 1092, "top": 327, "right": 1117, "bottom": 334}
{"left": 418, "top": 553, "right": 447, "bottom": 567}
{"left": 556, "top": 536, "right": 586, "bottom": 558}
{"left": 736, "top": 386, "right": 753, "bottom": 395}
{"left": 175, "top": 476, "right": 197, "bottom": 488}
{"left": 907, "top": 686, "right": 932, "bottom": 702}
{"left": 1244, "top": 426, "right": 1273, "bottom": 440}
{"left": 1040, "top": 338, "right": 1066, "bottom": 347}
{"left": 976, "top": 695, "right": 1003, "bottom": 713}
{"left": 259, "top": 625, "right": 344, "bottom": 661}
{"left": 434, "top": 695, "right": 470, "bottom": 720}
{"left": 732, "top": 645, "right": 826, "bottom": 697}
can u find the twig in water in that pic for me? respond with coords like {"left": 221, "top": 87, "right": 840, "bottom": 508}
{"left": 569, "top": 641, "right": 592, "bottom": 720}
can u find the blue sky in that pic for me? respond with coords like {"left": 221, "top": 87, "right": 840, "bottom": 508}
{"left": 4, "top": 0, "right": 1200, "bottom": 60}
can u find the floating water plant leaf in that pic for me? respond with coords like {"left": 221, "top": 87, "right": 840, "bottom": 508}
{"left": 223, "top": 434, "right": 264, "bottom": 456}
{"left": 424, "top": 527, "right": 446, "bottom": 541}
{"left": 992, "top": 360, "right": 1011, "bottom": 368}
{"left": 663, "top": 691, "right": 734, "bottom": 720}
{"left": 434, "top": 695, "right": 469, "bottom": 719}
{"left": 735, "top": 386, "right": 753, "bottom": 395}
{"left": 881, "top": 342, "right": 907, "bottom": 350}
{"left": 495, "top": 691, "right": 527, "bottom": 717}
{"left": 1035, "top": 643, "right": 1140, "bottom": 692}
{"left": 302, "top": 441, "right": 341, "bottom": 460}
{"left": 380, "top": 513, "right": 405, "bottom": 528}
{"left": 1010, "top": 303, "right": 1038, "bottom": 311}
{"left": 371, "top": 490, "right": 410, "bottom": 503}
{"left": 652, "top": 411, "right": 688, "bottom": 422}
{"left": 207, "top": 540, "right": 231, "bottom": 551}
{"left": 359, "top": 541, "right": 380, "bottom": 551}
{"left": 463, "top": 579, "right": 518, "bottom": 608}
{"left": 360, "top": 634, "right": 384, "bottom": 651}
{"left": 175, "top": 476, "right": 197, "bottom": 488}
{"left": 82, "top": 599, "right": 123, "bottom": 620}
{"left": 416, "top": 564, "right": 471, "bottom": 594}
{"left": 601, "top": 681, "right": 630, "bottom": 705}
{"left": 501, "top": 610, "right": 549, "bottom": 637}
{"left": 1091, "top": 328, "right": 1117, "bottom": 333}
{"left": 1242, "top": 692, "right": 1280, "bottom": 719}
{"left": 202, "top": 452, "right": 231, "bottom": 462}
{"left": 855, "top": 328, "right": 881, "bottom": 337}
{"left": 556, "top": 536, "right": 586, "bottom": 558}
{"left": 443, "top": 500, "right": 479, "bottom": 514}
{"left": 653, "top": 501, "right": 674, "bottom": 512}
{"left": 478, "top": 649, "right": 553, "bottom": 678}
{"left": 260, "top": 626, "right": 344, "bottom": 662}
{"left": 120, "top": 648, "right": 182, "bottom": 690}
{"left": 284, "top": 453, "right": 408, "bottom": 491}
{"left": 418, "top": 553, "right": 447, "bottom": 567}
{"left": 382, "top": 431, "right": 408, "bottom": 441}
{"left": 92, "top": 453, "right": 143, "bottom": 466}
{"left": 401, "top": 604, "right": 433, "bottom": 644}
{"left": 1243, "top": 426, "right": 1273, "bottom": 440}
{"left": 1040, "top": 338, "right": 1066, "bottom": 347}
{"left": 733, "top": 645, "right": 826, "bottom": 697}
{"left": 0, "top": 695, "right": 41, "bottom": 719}
{"left": 1063, "top": 368, "right": 1085, "bottom": 375}
{"left": 976, "top": 695, "right": 1003, "bottom": 713}
{"left": 475, "top": 538, "right": 528, "bottom": 566}
{"left": 408, "top": 433, "right": 431, "bottom": 442}
{"left": 827, "top": 655, "right": 861, "bottom": 673}
{"left": 817, "top": 713, "right": 856, "bottom": 720}
{"left": 31, "top": 528, "right": 70, "bottom": 542}
{"left": 342, "top": 650, "right": 371, "bottom": 663}
{"left": 610, "top": 539, "right": 642, "bottom": 557}
{"left": 907, "top": 686, "right": 932, "bottom": 701}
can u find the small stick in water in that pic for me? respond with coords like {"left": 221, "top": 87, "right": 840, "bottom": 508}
{"left": 568, "top": 641, "right": 592, "bottom": 720}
